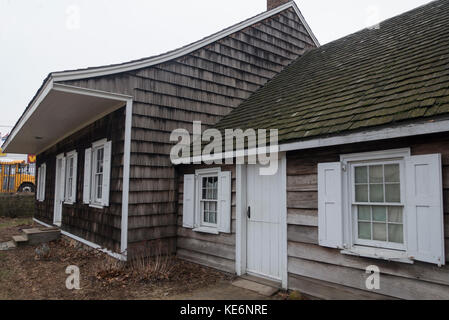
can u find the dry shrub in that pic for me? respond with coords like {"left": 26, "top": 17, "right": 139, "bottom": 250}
{"left": 129, "top": 242, "right": 176, "bottom": 282}
{"left": 95, "top": 241, "right": 175, "bottom": 285}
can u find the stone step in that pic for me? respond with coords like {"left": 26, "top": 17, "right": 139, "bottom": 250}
{"left": 22, "top": 228, "right": 60, "bottom": 245}
{"left": 12, "top": 235, "right": 28, "bottom": 246}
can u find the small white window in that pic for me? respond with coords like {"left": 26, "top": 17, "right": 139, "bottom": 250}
{"left": 318, "top": 148, "right": 445, "bottom": 266}
{"left": 36, "top": 163, "right": 46, "bottom": 202}
{"left": 83, "top": 139, "right": 112, "bottom": 208}
{"left": 64, "top": 150, "right": 78, "bottom": 204}
{"left": 183, "top": 168, "right": 232, "bottom": 234}
{"left": 352, "top": 161, "right": 405, "bottom": 251}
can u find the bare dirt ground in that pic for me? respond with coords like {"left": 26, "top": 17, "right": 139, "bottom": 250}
{"left": 0, "top": 218, "right": 288, "bottom": 300}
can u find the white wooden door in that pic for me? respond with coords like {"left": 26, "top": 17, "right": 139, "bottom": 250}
{"left": 53, "top": 155, "right": 65, "bottom": 226}
{"left": 246, "top": 164, "right": 283, "bottom": 281}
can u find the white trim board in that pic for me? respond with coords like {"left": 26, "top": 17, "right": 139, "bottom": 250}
{"left": 279, "top": 119, "right": 449, "bottom": 153}
{"left": 33, "top": 218, "right": 127, "bottom": 261}
{"left": 177, "top": 119, "right": 449, "bottom": 164}
{"left": 50, "top": 2, "right": 319, "bottom": 82}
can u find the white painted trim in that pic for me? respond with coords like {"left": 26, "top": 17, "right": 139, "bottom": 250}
{"left": 2, "top": 78, "right": 54, "bottom": 152}
{"left": 340, "top": 148, "right": 411, "bottom": 163}
{"left": 176, "top": 119, "right": 449, "bottom": 165}
{"left": 279, "top": 153, "right": 288, "bottom": 289}
{"left": 15, "top": 84, "right": 133, "bottom": 260}
{"left": 235, "top": 164, "right": 247, "bottom": 276}
{"left": 33, "top": 218, "right": 127, "bottom": 261}
{"left": 280, "top": 119, "right": 449, "bottom": 153}
{"left": 121, "top": 99, "right": 132, "bottom": 257}
{"left": 50, "top": 2, "right": 319, "bottom": 82}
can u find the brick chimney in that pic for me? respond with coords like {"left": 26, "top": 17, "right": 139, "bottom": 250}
{"left": 267, "top": 0, "right": 292, "bottom": 11}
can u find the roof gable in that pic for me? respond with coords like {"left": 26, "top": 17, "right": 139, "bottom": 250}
{"left": 52, "top": 1, "right": 319, "bottom": 82}
{"left": 215, "top": 0, "right": 449, "bottom": 145}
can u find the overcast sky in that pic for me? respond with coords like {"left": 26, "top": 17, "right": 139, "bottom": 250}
{"left": 0, "top": 0, "right": 435, "bottom": 134}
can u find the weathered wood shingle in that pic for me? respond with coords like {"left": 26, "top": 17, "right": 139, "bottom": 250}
{"left": 215, "top": 0, "right": 449, "bottom": 144}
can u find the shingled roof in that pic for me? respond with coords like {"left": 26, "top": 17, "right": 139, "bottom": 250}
{"left": 214, "top": 0, "right": 449, "bottom": 145}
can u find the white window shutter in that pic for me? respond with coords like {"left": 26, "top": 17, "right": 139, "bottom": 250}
{"left": 83, "top": 148, "right": 92, "bottom": 204}
{"left": 318, "top": 162, "right": 343, "bottom": 249}
{"left": 41, "top": 164, "right": 46, "bottom": 201}
{"left": 102, "top": 141, "right": 112, "bottom": 207}
{"left": 218, "top": 171, "right": 232, "bottom": 233}
{"left": 183, "top": 174, "right": 195, "bottom": 228}
{"left": 60, "top": 159, "right": 66, "bottom": 202}
{"left": 71, "top": 153, "right": 78, "bottom": 203}
{"left": 405, "top": 154, "right": 445, "bottom": 266}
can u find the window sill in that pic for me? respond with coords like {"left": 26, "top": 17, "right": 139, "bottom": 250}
{"left": 193, "top": 227, "right": 219, "bottom": 235}
{"left": 64, "top": 202, "right": 75, "bottom": 205}
{"left": 341, "top": 246, "right": 414, "bottom": 264}
{"left": 89, "top": 203, "right": 104, "bottom": 209}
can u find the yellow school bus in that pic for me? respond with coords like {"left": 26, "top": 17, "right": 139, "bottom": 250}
{"left": 0, "top": 161, "right": 36, "bottom": 193}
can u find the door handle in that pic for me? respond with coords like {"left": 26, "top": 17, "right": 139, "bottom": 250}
{"left": 247, "top": 206, "right": 251, "bottom": 219}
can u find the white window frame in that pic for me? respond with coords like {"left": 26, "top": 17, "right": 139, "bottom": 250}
{"left": 194, "top": 167, "right": 221, "bottom": 234}
{"left": 64, "top": 150, "right": 77, "bottom": 205}
{"left": 89, "top": 139, "right": 107, "bottom": 208}
{"left": 341, "top": 148, "right": 411, "bottom": 260}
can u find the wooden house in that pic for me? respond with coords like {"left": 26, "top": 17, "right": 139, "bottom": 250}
{"left": 5, "top": 0, "right": 449, "bottom": 299}
{"left": 176, "top": 0, "right": 449, "bottom": 299}
{"left": 2, "top": 0, "right": 318, "bottom": 260}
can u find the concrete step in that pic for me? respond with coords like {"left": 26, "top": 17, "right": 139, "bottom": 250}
{"left": 0, "top": 241, "right": 17, "bottom": 251}
{"left": 22, "top": 228, "right": 60, "bottom": 245}
{"left": 12, "top": 235, "right": 28, "bottom": 246}
{"left": 232, "top": 278, "right": 280, "bottom": 297}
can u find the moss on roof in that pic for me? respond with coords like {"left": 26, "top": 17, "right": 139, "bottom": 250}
{"left": 214, "top": 0, "right": 449, "bottom": 145}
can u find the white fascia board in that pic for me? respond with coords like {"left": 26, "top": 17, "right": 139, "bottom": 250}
{"left": 279, "top": 119, "right": 449, "bottom": 153}
{"left": 176, "top": 119, "right": 449, "bottom": 164}
{"left": 2, "top": 77, "right": 54, "bottom": 152}
{"left": 51, "top": 2, "right": 319, "bottom": 82}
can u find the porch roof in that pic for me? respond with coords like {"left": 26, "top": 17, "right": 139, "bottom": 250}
{"left": 2, "top": 82, "right": 132, "bottom": 154}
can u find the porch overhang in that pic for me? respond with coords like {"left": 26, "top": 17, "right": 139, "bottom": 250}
{"left": 3, "top": 81, "right": 133, "bottom": 155}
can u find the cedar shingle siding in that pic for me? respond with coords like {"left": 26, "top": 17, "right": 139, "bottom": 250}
{"left": 215, "top": 0, "right": 449, "bottom": 145}
{"left": 55, "top": 7, "right": 316, "bottom": 256}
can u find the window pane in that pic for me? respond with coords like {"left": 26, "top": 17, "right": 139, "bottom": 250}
{"left": 209, "top": 212, "right": 217, "bottom": 224}
{"left": 385, "top": 184, "right": 401, "bottom": 203}
{"left": 388, "top": 207, "right": 403, "bottom": 223}
{"left": 358, "top": 222, "right": 371, "bottom": 240}
{"left": 369, "top": 165, "right": 383, "bottom": 183}
{"left": 355, "top": 166, "right": 368, "bottom": 183}
{"left": 373, "top": 223, "right": 387, "bottom": 241}
{"left": 355, "top": 185, "right": 368, "bottom": 202}
{"left": 372, "top": 206, "right": 387, "bottom": 222}
{"left": 388, "top": 224, "right": 404, "bottom": 244}
{"left": 358, "top": 206, "right": 371, "bottom": 221}
{"left": 384, "top": 164, "right": 400, "bottom": 183}
{"left": 369, "top": 184, "right": 384, "bottom": 202}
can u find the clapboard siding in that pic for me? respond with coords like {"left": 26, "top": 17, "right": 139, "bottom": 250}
{"left": 60, "top": 7, "right": 315, "bottom": 258}
{"left": 287, "top": 133, "right": 449, "bottom": 300}
{"left": 176, "top": 164, "right": 236, "bottom": 272}
{"left": 36, "top": 108, "right": 125, "bottom": 253}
